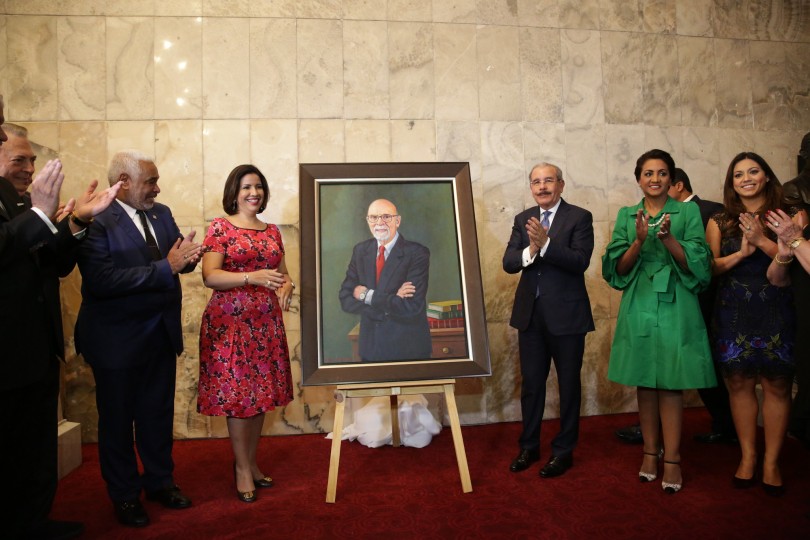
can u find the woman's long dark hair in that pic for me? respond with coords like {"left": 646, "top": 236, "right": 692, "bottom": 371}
{"left": 720, "top": 152, "right": 783, "bottom": 236}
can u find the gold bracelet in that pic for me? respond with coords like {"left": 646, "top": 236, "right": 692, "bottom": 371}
{"left": 774, "top": 254, "right": 794, "bottom": 265}
{"left": 244, "top": 273, "right": 249, "bottom": 285}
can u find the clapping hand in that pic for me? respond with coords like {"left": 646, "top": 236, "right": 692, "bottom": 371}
{"left": 167, "top": 230, "right": 202, "bottom": 274}
{"left": 634, "top": 209, "right": 649, "bottom": 243}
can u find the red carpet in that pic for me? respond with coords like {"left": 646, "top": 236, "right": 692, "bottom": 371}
{"left": 52, "top": 409, "right": 808, "bottom": 539}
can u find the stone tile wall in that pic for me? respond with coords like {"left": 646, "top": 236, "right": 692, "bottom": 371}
{"left": 1, "top": 0, "right": 807, "bottom": 441}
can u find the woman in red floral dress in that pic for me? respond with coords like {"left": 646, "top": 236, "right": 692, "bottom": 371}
{"left": 198, "top": 164, "right": 294, "bottom": 503}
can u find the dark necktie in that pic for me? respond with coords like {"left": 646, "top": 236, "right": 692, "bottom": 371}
{"left": 541, "top": 210, "right": 551, "bottom": 232}
{"left": 137, "top": 210, "right": 162, "bottom": 261}
{"left": 376, "top": 245, "right": 385, "bottom": 284}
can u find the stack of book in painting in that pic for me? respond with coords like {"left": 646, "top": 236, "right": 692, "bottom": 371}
{"left": 426, "top": 300, "right": 464, "bottom": 329}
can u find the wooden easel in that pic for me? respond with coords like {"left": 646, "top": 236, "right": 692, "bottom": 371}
{"left": 325, "top": 379, "right": 472, "bottom": 503}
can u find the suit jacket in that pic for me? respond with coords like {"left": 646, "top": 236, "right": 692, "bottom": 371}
{"left": 339, "top": 234, "right": 431, "bottom": 361}
{"left": 503, "top": 199, "right": 595, "bottom": 335}
{"left": 75, "top": 200, "right": 193, "bottom": 369}
{"left": 0, "top": 177, "right": 79, "bottom": 390}
{"left": 690, "top": 195, "right": 723, "bottom": 229}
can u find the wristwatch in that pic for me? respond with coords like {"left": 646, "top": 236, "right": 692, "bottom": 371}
{"left": 358, "top": 289, "right": 368, "bottom": 301}
{"left": 789, "top": 237, "right": 805, "bottom": 250}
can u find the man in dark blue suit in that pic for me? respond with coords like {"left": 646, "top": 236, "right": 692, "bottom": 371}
{"left": 339, "top": 198, "right": 431, "bottom": 362}
{"left": 75, "top": 150, "right": 202, "bottom": 528}
{"left": 0, "top": 101, "right": 122, "bottom": 539}
{"left": 503, "top": 163, "right": 595, "bottom": 478}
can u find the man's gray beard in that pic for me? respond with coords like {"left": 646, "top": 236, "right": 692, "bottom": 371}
{"left": 373, "top": 230, "right": 390, "bottom": 242}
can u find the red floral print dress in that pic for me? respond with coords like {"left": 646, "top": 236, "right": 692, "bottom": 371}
{"left": 197, "top": 218, "right": 293, "bottom": 417}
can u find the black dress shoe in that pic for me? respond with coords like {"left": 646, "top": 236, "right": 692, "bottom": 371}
{"left": 694, "top": 432, "right": 738, "bottom": 444}
{"left": 24, "top": 519, "right": 84, "bottom": 539}
{"left": 509, "top": 449, "right": 540, "bottom": 472}
{"left": 539, "top": 455, "right": 573, "bottom": 478}
{"left": 615, "top": 424, "right": 643, "bottom": 444}
{"left": 114, "top": 499, "right": 150, "bottom": 528}
{"left": 146, "top": 485, "right": 192, "bottom": 509}
{"left": 254, "top": 476, "right": 274, "bottom": 488}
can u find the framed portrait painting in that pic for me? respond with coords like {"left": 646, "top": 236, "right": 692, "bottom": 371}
{"left": 299, "top": 162, "right": 491, "bottom": 385}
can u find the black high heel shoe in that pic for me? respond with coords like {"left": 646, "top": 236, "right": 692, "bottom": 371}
{"left": 762, "top": 482, "right": 785, "bottom": 497}
{"left": 233, "top": 463, "right": 257, "bottom": 503}
{"left": 732, "top": 473, "right": 757, "bottom": 489}
{"left": 639, "top": 451, "right": 659, "bottom": 482}
{"left": 253, "top": 476, "right": 274, "bottom": 489}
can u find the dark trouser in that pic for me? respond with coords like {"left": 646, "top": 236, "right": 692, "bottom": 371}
{"left": 91, "top": 330, "right": 177, "bottom": 502}
{"left": 0, "top": 361, "right": 60, "bottom": 537}
{"left": 698, "top": 358, "right": 736, "bottom": 436}
{"left": 518, "top": 297, "right": 586, "bottom": 458}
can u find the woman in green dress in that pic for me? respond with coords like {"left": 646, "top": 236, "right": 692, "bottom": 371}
{"left": 602, "top": 149, "right": 716, "bottom": 494}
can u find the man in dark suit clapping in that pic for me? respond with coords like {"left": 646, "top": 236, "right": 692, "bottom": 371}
{"left": 75, "top": 150, "right": 202, "bottom": 528}
{"left": 503, "top": 163, "right": 595, "bottom": 478}
{"left": 0, "top": 100, "right": 121, "bottom": 539}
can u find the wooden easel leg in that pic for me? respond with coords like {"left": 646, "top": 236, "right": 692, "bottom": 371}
{"left": 443, "top": 383, "right": 472, "bottom": 493}
{"left": 390, "top": 395, "right": 401, "bottom": 447}
{"left": 326, "top": 391, "right": 346, "bottom": 503}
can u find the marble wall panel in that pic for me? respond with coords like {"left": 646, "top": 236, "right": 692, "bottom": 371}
{"left": 0, "top": 16, "right": 7, "bottom": 100}
{"left": 390, "top": 119, "right": 436, "bottom": 161}
{"left": 588, "top": 220, "right": 612, "bottom": 320}
{"left": 389, "top": 22, "right": 435, "bottom": 119}
{"left": 479, "top": 121, "right": 525, "bottom": 222}
{"left": 642, "top": 125, "right": 684, "bottom": 161}
{"left": 154, "top": 17, "right": 203, "bottom": 120}
{"left": 517, "top": 0, "right": 558, "bottom": 28}
{"left": 436, "top": 120, "right": 482, "bottom": 184}
{"left": 678, "top": 36, "right": 717, "bottom": 127}
{"left": 345, "top": 119, "right": 392, "bottom": 162}
{"left": 523, "top": 122, "right": 566, "bottom": 181}
{"left": 786, "top": 42, "right": 810, "bottom": 131}
{"left": 297, "top": 19, "right": 343, "bottom": 119}
{"left": 155, "top": 120, "right": 204, "bottom": 222}
{"left": 561, "top": 30, "right": 604, "bottom": 125}
{"left": 202, "top": 119, "right": 250, "bottom": 220}
{"left": 559, "top": 0, "right": 600, "bottom": 30}
{"left": 99, "top": 1, "right": 157, "bottom": 16}
{"left": 750, "top": 41, "right": 790, "bottom": 131}
{"left": 519, "top": 27, "right": 563, "bottom": 123}
{"left": 748, "top": 0, "right": 810, "bottom": 42}
{"left": 296, "top": 0, "right": 342, "bottom": 20}
{"left": 711, "top": 0, "right": 750, "bottom": 39}
{"left": 434, "top": 23, "right": 479, "bottom": 121}
{"left": 599, "top": 0, "right": 643, "bottom": 32}
{"left": 106, "top": 120, "right": 156, "bottom": 166}
{"left": 249, "top": 0, "right": 296, "bottom": 17}
{"left": 298, "top": 119, "right": 345, "bottom": 163}
{"left": 641, "top": 34, "right": 681, "bottom": 126}
{"left": 482, "top": 321, "right": 520, "bottom": 424}
{"left": 752, "top": 130, "right": 801, "bottom": 182}
{"left": 7, "top": 16, "right": 58, "bottom": 120}
{"left": 343, "top": 20, "right": 389, "bottom": 120}
{"left": 433, "top": 0, "right": 476, "bottom": 24}
{"left": 57, "top": 17, "right": 105, "bottom": 120}
{"left": 250, "top": 18, "right": 296, "bottom": 119}
{"left": 6, "top": 0, "right": 155, "bottom": 16}
{"left": 681, "top": 127, "right": 722, "bottom": 201}
{"left": 202, "top": 0, "right": 249, "bottom": 16}
{"left": 57, "top": 122, "right": 108, "bottom": 201}
{"left": 476, "top": 25, "right": 520, "bottom": 121}
{"left": 564, "top": 123, "right": 606, "bottom": 194}
{"left": 476, "top": 0, "right": 519, "bottom": 26}
{"left": 343, "top": 0, "right": 386, "bottom": 20}
{"left": 675, "top": 0, "right": 713, "bottom": 37}
{"left": 605, "top": 123, "right": 649, "bottom": 216}
{"left": 640, "top": 0, "right": 676, "bottom": 34}
{"left": 600, "top": 31, "right": 643, "bottom": 125}
{"left": 156, "top": 1, "right": 203, "bottom": 17}
{"left": 106, "top": 17, "right": 154, "bottom": 121}
{"left": 389, "top": 0, "right": 432, "bottom": 22}
{"left": 250, "top": 119, "right": 299, "bottom": 225}
{"left": 202, "top": 18, "right": 249, "bottom": 119}
{"left": 717, "top": 127, "right": 756, "bottom": 177}
{"left": 714, "top": 38, "right": 753, "bottom": 129}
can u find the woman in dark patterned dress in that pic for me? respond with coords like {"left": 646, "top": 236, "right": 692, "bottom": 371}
{"left": 198, "top": 164, "right": 294, "bottom": 503}
{"left": 706, "top": 152, "right": 806, "bottom": 496}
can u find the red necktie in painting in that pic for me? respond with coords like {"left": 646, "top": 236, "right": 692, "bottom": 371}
{"left": 376, "top": 245, "right": 385, "bottom": 284}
